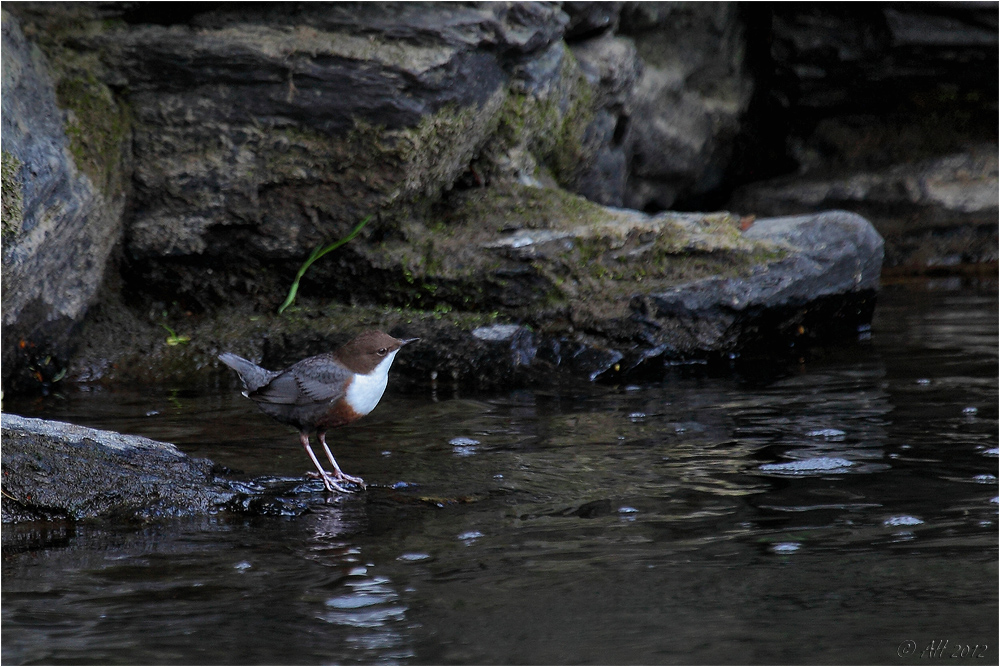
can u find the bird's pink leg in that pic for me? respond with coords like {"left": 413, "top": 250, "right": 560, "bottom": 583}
{"left": 318, "top": 432, "right": 365, "bottom": 487}
{"left": 300, "top": 433, "right": 349, "bottom": 493}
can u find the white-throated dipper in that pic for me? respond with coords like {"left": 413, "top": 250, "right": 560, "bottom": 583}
{"left": 219, "top": 330, "right": 418, "bottom": 493}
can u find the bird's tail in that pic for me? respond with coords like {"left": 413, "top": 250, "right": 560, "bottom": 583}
{"left": 218, "top": 353, "right": 277, "bottom": 393}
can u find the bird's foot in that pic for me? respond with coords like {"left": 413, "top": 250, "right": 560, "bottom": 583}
{"left": 336, "top": 471, "right": 366, "bottom": 487}
{"left": 306, "top": 471, "right": 350, "bottom": 493}
{"left": 306, "top": 471, "right": 364, "bottom": 493}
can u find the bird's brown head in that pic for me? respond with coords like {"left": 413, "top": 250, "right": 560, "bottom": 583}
{"left": 334, "top": 330, "right": 419, "bottom": 375}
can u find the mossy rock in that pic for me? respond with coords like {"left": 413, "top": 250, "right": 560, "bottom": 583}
{"left": 1, "top": 150, "right": 23, "bottom": 243}
{"left": 55, "top": 72, "right": 130, "bottom": 196}
{"left": 327, "top": 181, "right": 785, "bottom": 331}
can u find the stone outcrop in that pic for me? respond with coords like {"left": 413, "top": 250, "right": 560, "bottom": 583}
{"left": 101, "top": 3, "right": 570, "bottom": 304}
{"left": 63, "top": 190, "right": 884, "bottom": 388}
{"left": 1, "top": 414, "right": 234, "bottom": 522}
{"left": 1, "top": 10, "right": 129, "bottom": 389}
{"left": 6, "top": 3, "right": 639, "bottom": 311}
{"left": 5, "top": 2, "right": 992, "bottom": 395}
{"left": 734, "top": 3, "right": 999, "bottom": 271}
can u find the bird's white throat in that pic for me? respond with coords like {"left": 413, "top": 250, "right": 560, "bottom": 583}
{"left": 344, "top": 349, "right": 399, "bottom": 415}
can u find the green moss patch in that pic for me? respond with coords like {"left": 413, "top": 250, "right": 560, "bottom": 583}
{"left": 349, "top": 181, "right": 787, "bottom": 329}
{"left": 484, "top": 44, "right": 596, "bottom": 188}
{"left": 56, "top": 73, "right": 130, "bottom": 194}
{"left": 2, "top": 150, "right": 24, "bottom": 242}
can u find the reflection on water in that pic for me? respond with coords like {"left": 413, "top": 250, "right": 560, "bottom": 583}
{"left": 3, "top": 284, "right": 998, "bottom": 664}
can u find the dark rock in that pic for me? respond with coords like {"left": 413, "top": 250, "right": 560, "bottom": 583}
{"left": 482, "top": 36, "right": 619, "bottom": 205}
{"left": 471, "top": 324, "right": 538, "bottom": 367}
{"left": 1, "top": 414, "right": 235, "bottom": 522}
{"left": 0, "top": 414, "right": 332, "bottom": 523}
{"left": 7, "top": 2, "right": 571, "bottom": 312}
{"left": 562, "top": 2, "right": 622, "bottom": 40}
{"left": 521, "top": 498, "right": 614, "bottom": 520}
{"left": 568, "top": 33, "right": 641, "bottom": 205}
{"left": 571, "top": 109, "right": 630, "bottom": 206}
{"left": 729, "top": 4, "right": 997, "bottom": 275}
{"left": 757, "top": 4, "right": 997, "bottom": 203}
{"left": 618, "top": 2, "right": 753, "bottom": 210}
{"left": 770, "top": 3, "right": 997, "bottom": 113}
{"left": 112, "top": 3, "right": 528, "bottom": 261}
{"left": 1, "top": 11, "right": 128, "bottom": 391}
{"left": 569, "top": 344, "right": 624, "bottom": 382}
{"left": 572, "top": 32, "right": 641, "bottom": 112}
{"left": 62, "top": 184, "right": 885, "bottom": 388}
{"left": 631, "top": 210, "right": 883, "bottom": 354}
{"left": 730, "top": 146, "right": 998, "bottom": 270}
{"left": 884, "top": 5, "right": 998, "bottom": 49}
{"left": 2, "top": 3, "right": 924, "bottom": 398}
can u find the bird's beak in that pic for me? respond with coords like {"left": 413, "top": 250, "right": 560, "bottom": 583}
{"left": 399, "top": 337, "right": 420, "bottom": 347}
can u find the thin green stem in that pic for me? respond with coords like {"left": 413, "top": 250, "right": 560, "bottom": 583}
{"left": 278, "top": 215, "right": 371, "bottom": 314}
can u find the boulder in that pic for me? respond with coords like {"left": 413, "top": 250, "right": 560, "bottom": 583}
{"left": 15, "top": 3, "right": 572, "bottom": 309}
{"left": 1, "top": 11, "right": 128, "bottom": 391}
{"left": 631, "top": 210, "right": 883, "bottom": 358}
{"left": 567, "top": 33, "right": 641, "bottom": 206}
{"left": 1, "top": 414, "right": 234, "bottom": 522}
{"left": 1, "top": 413, "right": 331, "bottom": 523}
{"left": 8, "top": 2, "right": 665, "bottom": 313}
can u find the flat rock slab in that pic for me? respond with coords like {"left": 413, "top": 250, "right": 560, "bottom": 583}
{"left": 1, "top": 414, "right": 235, "bottom": 522}
{"left": 646, "top": 210, "right": 882, "bottom": 316}
{"left": 629, "top": 210, "right": 883, "bottom": 359}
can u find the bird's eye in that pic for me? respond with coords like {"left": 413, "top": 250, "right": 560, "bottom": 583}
{"left": 377, "top": 347, "right": 388, "bottom": 356}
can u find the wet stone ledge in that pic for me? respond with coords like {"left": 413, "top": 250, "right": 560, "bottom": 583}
{"left": 0, "top": 414, "right": 331, "bottom": 524}
{"left": 1, "top": 414, "right": 233, "bottom": 523}
{"left": 1, "top": 414, "right": 504, "bottom": 525}
{"left": 59, "top": 209, "right": 886, "bottom": 392}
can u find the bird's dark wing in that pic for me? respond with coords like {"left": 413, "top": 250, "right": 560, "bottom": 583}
{"left": 249, "top": 354, "right": 348, "bottom": 406}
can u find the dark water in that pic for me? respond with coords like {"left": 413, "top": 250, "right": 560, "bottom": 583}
{"left": 3, "top": 282, "right": 998, "bottom": 665}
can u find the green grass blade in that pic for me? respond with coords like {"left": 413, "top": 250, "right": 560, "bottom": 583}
{"left": 278, "top": 215, "right": 371, "bottom": 314}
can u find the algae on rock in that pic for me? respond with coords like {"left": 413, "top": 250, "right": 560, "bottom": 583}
{"left": 1, "top": 9, "right": 129, "bottom": 391}
{"left": 1, "top": 150, "right": 23, "bottom": 243}
{"left": 481, "top": 43, "right": 598, "bottom": 190}
{"left": 56, "top": 73, "right": 130, "bottom": 197}
{"left": 345, "top": 181, "right": 786, "bottom": 334}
